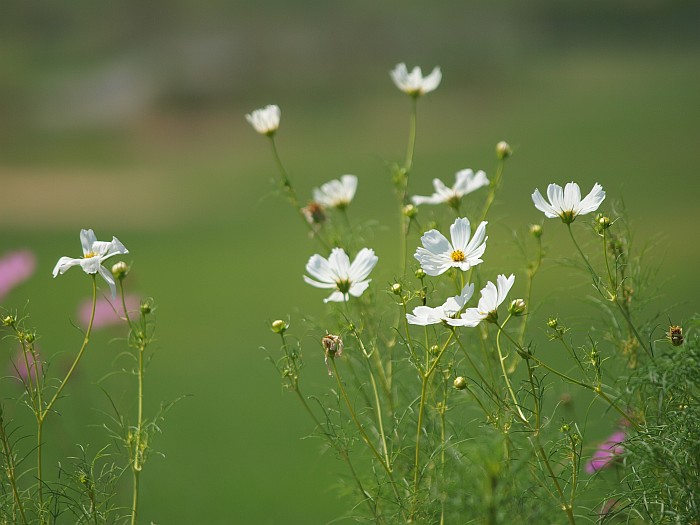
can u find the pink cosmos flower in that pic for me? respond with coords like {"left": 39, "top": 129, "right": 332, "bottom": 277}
{"left": 79, "top": 294, "right": 140, "bottom": 329}
{"left": 586, "top": 430, "right": 626, "bottom": 474}
{"left": 0, "top": 249, "right": 36, "bottom": 301}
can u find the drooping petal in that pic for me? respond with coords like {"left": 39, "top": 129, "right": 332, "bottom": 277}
{"left": 97, "top": 265, "right": 117, "bottom": 298}
{"left": 348, "top": 279, "right": 371, "bottom": 298}
{"left": 406, "top": 305, "right": 444, "bottom": 325}
{"left": 324, "top": 290, "right": 347, "bottom": 303}
{"left": 303, "top": 275, "right": 337, "bottom": 289}
{"left": 449, "top": 217, "right": 471, "bottom": 252}
{"left": 576, "top": 183, "right": 606, "bottom": 216}
{"left": 52, "top": 256, "right": 81, "bottom": 277}
{"left": 348, "top": 248, "right": 378, "bottom": 282}
{"left": 411, "top": 194, "right": 443, "bottom": 205}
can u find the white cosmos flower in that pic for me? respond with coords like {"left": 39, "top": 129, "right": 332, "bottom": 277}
{"left": 414, "top": 217, "right": 488, "bottom": 277}
{"left": 532, "top": 181, "right": 605, "bottom": 224}
{"left": 313, "top": 175, "right": 358, "bottom": 209}
{"left": 304, "top": 247, "right": 378, "bottom": 303}
{"left": 447, "top": 274, "right": 515, "bottom": 327}
{"left": 52, "top": 229, "right": 129, "bottom": 298}
{"left": 390, "top": 63, "right": 442, "bottom": 97}
{"left": 412, "top": 169, "right": 489, "bottom": 208}
{"left": 245, "top": 104, "right": 281, "bottom": 136}
{"left": 406, "top": 283, "right": 474, "bottom": 325}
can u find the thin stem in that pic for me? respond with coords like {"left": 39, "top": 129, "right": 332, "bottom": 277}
{"left": 566, "top": 224, "right": 650, "bottom": 358}
{"left": 518, "top": 236, "right": 542, "bottom": 346}
{"left": 0, "top": 408, "right": 28, "bottom": 525}
{"left": 531, "top": 437, "right": 577, "bottom": 525}
{"left": 404, "top": 97, "right": 418, "bottom": 174}
{"left": 495, "top": 316, "right": 527, "bottom": 424}
{"left": 399, "top": 97, "right": 418, "bottom": 275}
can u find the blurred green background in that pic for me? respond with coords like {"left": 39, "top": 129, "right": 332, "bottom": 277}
{"left": 1, "top": 1, "right": 699, "bottom": 523}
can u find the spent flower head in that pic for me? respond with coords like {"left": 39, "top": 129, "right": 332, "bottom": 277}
{"left": 406, "top": 283, "right": 474, "bottom": 326}
{"left": 245, "top": 104, "right": 281, "bottom": 136}
{"left": 447, "top": 274, "right": 515, "bottom": 327}
{"left": 322, "top": 333, "right": 344, "bottom": 375}
{"left": 312, "top": 175, "right": 358, "bottom": 210}
{"left": 414, "top": 217, "right": 487, "bottom": 276}
{"left": 412, "top": 169, "right": 489, "bottom": 209}
{"left": 52, "top": 229, "right": 129, "bottom": 298}
{"left": 390, "top": 63, "right": 442, "bottom": 97}
{"left": 304, "top": 247, "right": 378, "bottom": 303}
{"left": 532, "top": 181, "right": 605, "bottom": 224}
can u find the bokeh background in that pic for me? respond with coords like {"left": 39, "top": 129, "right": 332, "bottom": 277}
{"left": 1, "top": 1, "right": 699, "bottom": 523}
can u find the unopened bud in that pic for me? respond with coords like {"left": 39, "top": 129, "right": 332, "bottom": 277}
{"left": 496, "top": 141, "right": 512, "bottom": 160}
{"left": 529, "top": 224, "right": 543, "bottom": 238}
{"left": 2, "top": 315, "right": 16, "bottom": 327}
{"left": 430, "top": 344, "right": 440, "bottom": 355}
{"left": 560, "top": 424, "right": 570, "bottom": 433}
{"left": 23, "top": 331, "right": 36, "bottom": 343}
{"left": 509, "top": 299, "right": 526, "bottom": 316}
{"left": 390, "top": 283, "right": 402, "bottom": 295}
{"left": 415, "top": 268, "right": 426, "bottom": 279}
{"left": 111, "top": 261, "right": 130, "bottom": 280}
{"left": 271, "top": 319, "right": 287, "bottom": 334}
{"left": 403, "top": 204, "right": 418, "bottom": 218}
{"left": 547, "top": 317, "right": 558, "bottom": 329}
{"left": 140, "top": 300, "right": 153, "bottom": 315}
{"left": 453, "top": 376, "right": 467, "bottom": 390}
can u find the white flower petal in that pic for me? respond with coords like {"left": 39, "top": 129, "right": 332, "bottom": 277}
{"left": 532, "top": 189, "right": 559, "bottom": 218}
{"left": 52, "top": 256, "right": 81, "bottom": 277}
{"left": 548, "top": 183, "right": 565, "bottom": 214}
{"left": 576, "top": 183, "right": 606, "bottom": 216}
{"left": 563, "top": 182, "right": 581, "bottom": 212}
{"left": 349, "top": 280, "right": 371, "bottom": 298}
{"left": 303, "top": 275, "right": 337, "bottom": 289}
{"left": 305, "top": 254, "right": 334, "bottom": 283}
{"left": 328, "top": 248, "right": 351, "bottom": 279}
{"left": 421, "top": 67, "right": 442, "bottom": 94}
{"left": 80, "top": 229, "right": 97, "bottom": 255}
{"left": 446, "top": 309, "right": 483, "bottom": 327}
{"left": 97, "top": 265, "right": 117, "bottom": 298}
{"left": 348, "top": 248, "right": 378, "bottom": 282}
{"left": 449, "top": 217, "right": 471, "bottom": 252}
{"left": 496, "top": 274, "right": 515, "bottom": 306}
{"left": 419, "top": 229, "right": 451, "bottom": 256}
{"left": 324, "top": 291, "right": 347, "bottom": 303}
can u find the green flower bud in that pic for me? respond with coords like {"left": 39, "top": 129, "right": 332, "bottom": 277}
{"left": 529, "top": 224, "right": 543, "bottom": 238}
{"left": 496, "top": 141, "right": 512, "bottom": 160}
{"left": 547, "top": 317, "right": 558, "bottom": 329}
{"left": 2, "top": 315, "right": 16, "bottom": 327}
{"left": 390, "top": 283, "right": 402, "bottom": 295}
{"left": 111, "top": 261, "right": 130, "bottom": 280}
{"left": 140, "top": 300, "right": 153, "bottom": 315}
{"left": 430, "top": 344, "right": 440, "bottom": 355}
{"left": 271, "top": 319, "right": 287, "bottom": 334}
{"left": 403, "top": 204, "right": 418, "bottom": 218}
{"left": 508, "top": 299, "right": 526, "bottom": 316}
{"left": 453, "top": 376, "right": 467, "bottom": 390}
{"left": 415, "top": 268, "right": 426, "bottom": 280}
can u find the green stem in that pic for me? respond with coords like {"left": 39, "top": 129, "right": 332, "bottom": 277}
{"left": 0, "top": 408, "right": 28, "bottom": 524}
{"left": 495, "top": 316, "right": 527, "bottom": 424}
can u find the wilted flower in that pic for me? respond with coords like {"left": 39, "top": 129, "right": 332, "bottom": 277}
{"left": 412, "top": 169, "right": 489, "bottom": 209}
{"left": 312, "top": 175, "right": 357, "bottom": 210}
{"left": 390, "top": 63, "right": 442, "bottom": 97}
{"left": 245, "top": 104, "right": 281, "bottom": 136}
{"left": 322, "top": 333, "right": 344, "bottom": 375}
{"left": 406, "top": 283, "right": 474, "bottom": 325}
{"left": 304, "top": 247, "right": 378, "bottom": 303}
{"left": 668, "top": 325, "right": 684, "bottom": 347}
{"left": 532, "top": 181, "right": 605, "bottom": 224}
{"left": 585, "top": 431, "right": 626, "bottom": 474}
{"left": 301, "top": 201, "right": 327, "bottom": 227}
{"left": 52, "top": 229, "right": 129, "bottom": 298}
{"left": 447, "top": 274, "right": 515, "bottom": 327}
{"left": 0, "top": 249, "right": 36, "bottom": 302}
{"left": 414, "top": 217, "right": 487, "bottom": 276}
{"left": 79, "top": 294, "right": 140, "bottom": 329}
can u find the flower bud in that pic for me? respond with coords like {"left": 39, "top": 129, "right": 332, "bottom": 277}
{"left": 508, "top": 299, "right": 526, "bottom": 316}
{"left": 271, "top": 319, "right": 287, "bottom": 334}
{"left": 668, "top": 325, "right": 684, "bottom": 347}
{"left": 111, "top": 261, "right": 130, "bottom": 280}
{"left": 453, "top": 376, "right": 467, "bottom": 390}
{"left": 140, "top": 300, "right": 153, "bottom": 315}
{"left": 415, "top": 268, "right": 426, "bottom": 280}
{"left": 2, "top": 315, "right": 16, "bottom": 327}
{"left": 390, "top": 283, "right": 402, "bottom": 295}
{"left": 560, "top": 423, "right": 571, "bottom": 433}
{"left": 547, "top": 317, "right": 558, "bottom": 329}
{"left": 529, "top": 224, "right": 543, "bottom": 238}
{"left": 430, "top": 344, "right": 440, "bottom": 355}
{"left": 23, "top": 331, "right": 36, "bottom": 343}
{"left": 403, "top": 204, "right": 418, "bottom": 218}
{"left": 496, "top": 141, "right": 512, "bottom": 160}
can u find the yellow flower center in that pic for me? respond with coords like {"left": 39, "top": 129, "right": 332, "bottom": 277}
{"left": 84, "top": 251, "right": 97, "bottom": 259}
{"left": 451, "top": 250, "right": 465, "bottom": 262}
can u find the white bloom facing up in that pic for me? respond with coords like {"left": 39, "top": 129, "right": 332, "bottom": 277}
{"left": 532, "top": 181, "right": 605, "bottom": 224}
{"left": 412, "top": 169, "right": 489, "bottom": 208}
{"left": 406, "top": 283, "right": 474, "bottom": 325}
{"left": 245, "top": 104, "right": 281, "bottom": 136}
{"left": 390, "top": 63, "right": 442, "bottom": 97}
{"left": 414, "top": 218, "right": 488, "bottom": 276}
{"left": 447, "top": 274, "right": 515, "bottom": 327}
{"left": 52, "top": 229, "right": 129, "bottom": 298}
{"left": 313, "top": 175, "right": 358, "bottom": 210}
{"left": 304, "top": 247, "right": 378, "bottom": 303}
